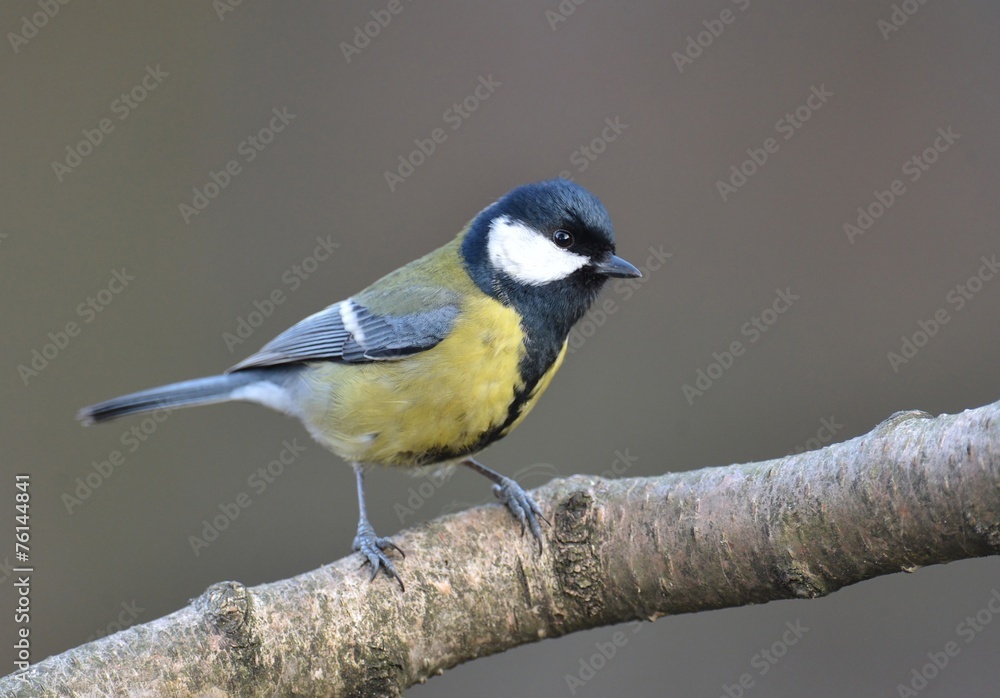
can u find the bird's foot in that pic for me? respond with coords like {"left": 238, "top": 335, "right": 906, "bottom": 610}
{"left": 492, "top": 476, "right": 550, "bottom": 553}
{"left": 353, "top": 522, "right": 405, "bottom": 590}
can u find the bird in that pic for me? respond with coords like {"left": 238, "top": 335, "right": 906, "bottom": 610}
{"left": 78, "top": 179, "right": 641, "bottom": 589}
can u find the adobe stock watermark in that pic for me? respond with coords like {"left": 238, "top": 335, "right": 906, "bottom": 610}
{"left": 63, "top": 410, "right": 170, "bottom": 514}
{"left": 557, "top": 117, "right": 628, "bottom": 181}
{"left": 383, "top": 74, "right": 501, "bottom": 192}
{"left": 672, "top": 0, "right": 751, "bottom": 73}
{"left": 789, "top": 416, "right": 844, "bottom": 454}
{"left": 682, "top": 288, "right": 799, "bottom": 405}
{"left": 720, "top": 619, "right": 810, "bottom": 698}
{"left": 178, "top": 106, "right": 296, "bottom": 224}
{"left": 597, "top": 449, "right": 639, "bottom": 479}
{"left": 17, "top": 268, "right": 136, "bottom": 386}
{"left": 545, "top": 0, "right": 588, "bottom": 32}
{"left": 189, "top": 438, "right": 307, "bottom": 556}
{"left": 394, "top": 467, "right": 459, "bottom": 524}
{"left": 843, "top": 126, "right": 960, "bottom": 244}
{"left": 85, "top": 600, "right": 145, "bottom": 643}
{"left": 340, "top": 0, "right": 411, "bottom": 62}
{"left": 716, "top": 84, "right": 834, "bottom": 202}
{"left": 564, "top": 620, "right": 643, "bottom": 694}
{"left": 887, "top": 254, "right": 997, "bottom": 373}
{"left": 51, "top": 64, "right": 169, "bottom": 182}
{"left": 0, "top": 556, "right": 16, "bottom": 586}
{"left": 212, "top": 0, "right": 246, "bottom": 22}
{"left": 566, "top": 245, "right": 673, "bottom": 354}
{"left": 878, "top": 0, "right": 932, "bottom": 41}
{"left": 8, "top": 0, "right": 73, "bottom": 54}
{"left": 221, "top": 235, "right": 340, "bottom": 353}
{"left": 895, "top": 588, "right": 1000, "bottom": 697}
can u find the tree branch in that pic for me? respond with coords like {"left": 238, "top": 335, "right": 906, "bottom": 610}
{"left": 5, "top": 402, "right": 999, "bottom": 696}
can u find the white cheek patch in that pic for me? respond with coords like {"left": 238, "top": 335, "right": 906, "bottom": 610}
{"left": 487, "top": 215, "right": 589, "bottom": 285}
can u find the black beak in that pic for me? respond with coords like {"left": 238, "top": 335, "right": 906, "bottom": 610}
{"left": 594, "top": 254, "right": 642, "bottom": 278}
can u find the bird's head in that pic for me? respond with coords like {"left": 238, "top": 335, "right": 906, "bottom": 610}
{"left": 462, "top": 179, "right": 641, "bottom": 308}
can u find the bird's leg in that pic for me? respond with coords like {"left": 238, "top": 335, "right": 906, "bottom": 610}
{"left": 460, "top": 457, "right": 549, "bottom": 553}
{"left": 351, "top": 462, "right": 405, "bottom": 590}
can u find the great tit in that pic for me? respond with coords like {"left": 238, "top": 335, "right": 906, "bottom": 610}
{"left": 79, "top": 179, "right": 641, "bottom": 588}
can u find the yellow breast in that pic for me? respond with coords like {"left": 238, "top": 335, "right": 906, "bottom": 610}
{"left": 298, "top": 295, "right": 566, "bottom": 467}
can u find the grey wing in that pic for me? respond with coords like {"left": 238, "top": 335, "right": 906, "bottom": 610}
{"left": 228, "top": 299, "right": 460, "bottom": 372}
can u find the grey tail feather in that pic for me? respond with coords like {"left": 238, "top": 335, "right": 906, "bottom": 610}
{"left": 77, "top": 372, "right": 264, "bottom": 425}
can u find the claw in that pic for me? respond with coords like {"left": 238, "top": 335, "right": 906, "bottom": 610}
{"left": 353, "top": 524, "right": 405, "bottom": 591}
{"left": 492, "top": 476, "right": 548, "bottom": 554}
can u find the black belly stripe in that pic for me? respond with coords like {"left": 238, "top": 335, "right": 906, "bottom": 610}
{"left": 399, "top": 263, "right": 602, "bottom": 466}
{"left": 400, "top": 336, "right": 562, "bottom": 465}
{"left": 397, "top": 351, "right": 556, "bottom": 466}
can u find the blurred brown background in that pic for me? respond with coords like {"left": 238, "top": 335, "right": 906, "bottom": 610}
{"left": 2, "top": 1, "right": 1000, "bottom": 695}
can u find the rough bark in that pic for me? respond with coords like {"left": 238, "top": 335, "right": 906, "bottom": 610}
{"left": 4, "top": 402, "right": 999, "bottom": 696}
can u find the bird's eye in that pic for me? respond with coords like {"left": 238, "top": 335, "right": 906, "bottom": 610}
{"left": 552, "top": 229, "right": 574, "bottom": 249}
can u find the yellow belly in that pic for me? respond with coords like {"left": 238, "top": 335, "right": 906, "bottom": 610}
{"left": 297, "top": 295, "right": 566, "bottom": 466}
